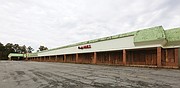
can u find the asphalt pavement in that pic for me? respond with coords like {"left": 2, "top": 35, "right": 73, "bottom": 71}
{"left": 0, "top": 61, "right": 180, "bottom": 88}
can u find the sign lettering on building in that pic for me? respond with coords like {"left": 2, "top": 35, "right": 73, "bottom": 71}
{"left": 78, "top": 45, "right": 91, "bottom": 49}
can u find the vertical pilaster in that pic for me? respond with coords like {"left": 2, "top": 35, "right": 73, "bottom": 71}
{"left": 93, "top": 52, "right": 97, "bottom": 64}
{"left": 56, "top": 55, "right": 58, "bottom": 62}
{"left": 123, "top": 50, "right": 126, "bottom": 65}
{"left": 49, "top": 56, "right": 51, "bottom": 62}
{"left": 64, "top": 54, "right": 66, "bottom": 62}
{"left": 108, "top": 53, "right": 111, "bottom": 65}
{"left": 25, "top": 54, "right": 28, "bottom": 61}
{"left": 76, "top": 53, "right": 79, "bottom": 63}
{"left": 157, "top": 47, "right": 162, "bottom": 67}
{"left": 40, "top": 57, "right": 41, "bottom": 62}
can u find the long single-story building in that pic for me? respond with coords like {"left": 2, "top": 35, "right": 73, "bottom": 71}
{"left": 8, "top": 53, "right": 26, "bottom": 60}
{"left": 9, "top": 26, "right": 180, "bottom": 68}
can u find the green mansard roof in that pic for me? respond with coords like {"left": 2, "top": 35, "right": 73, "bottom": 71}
{"left": 134, "top": 26, "right": 166, "bottom": 43}
{"left": 165, "top": 27, "right": 180, "bottom": 46}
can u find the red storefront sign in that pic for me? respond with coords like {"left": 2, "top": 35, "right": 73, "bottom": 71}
{"left": 78, "top": 45, "right": 91, "bottom": 49}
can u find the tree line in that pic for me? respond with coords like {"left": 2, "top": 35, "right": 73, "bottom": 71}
{"left": 0, "top": 42, "right": 48, "bottom": 60}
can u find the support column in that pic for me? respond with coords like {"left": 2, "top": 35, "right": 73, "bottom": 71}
{"left": 175, "top": 48, "right": 179, "bottom": 66}
{"left": 25, "top": 54, "right": 28, "bottom": 61}
{"left": 157, "top": 47, "right": 162, "bottom": 67}
{"left": 49, "top": 56, "right": 51, "bottom": 62}
{"left": 123, "top": 50, "right": 126, "bottom": 65}
{"left": 9, "top": 57, "right": 11, "bottom": 61}
{"left": 76, "top": 53, "right": 79, "bottom": 63}
{"left": 64, "top": 54, "right": 66, "bottom": 63}
{"left": 40, "top": 57, "right": 42, "bottom": 62}
{"left": 93, "top": 52, "right": 97, "bottom": 64}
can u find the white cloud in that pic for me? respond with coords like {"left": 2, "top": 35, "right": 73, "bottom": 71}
{"left": 0, "top": 0, "right": 179, "bottom": 51}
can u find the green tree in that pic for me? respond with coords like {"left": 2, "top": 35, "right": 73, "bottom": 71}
{"left": 39, "top": 45, "right": 48, "bottom": 51}
{"left": 3, "top": 43, "right": 15, "bottom": 59}
{"left": 27, "top": 46, "right": 34, "bottom": 53}
{"left": 20, "top": 45, "right": 27, "bottom": 54}
{"left": 0, "top": 42, "right": 34, "bottom": 59}
{"left": 0, "top": 42, "right": 5, "bottom": 51}
{"left": 0, "top": 42, "right": 5, "bottom": 59}
{"left": 5, "top": 43, "right": 15, "bottom": 53}
{"left": 13, "top": 44, "right": 20, "bottom": 53}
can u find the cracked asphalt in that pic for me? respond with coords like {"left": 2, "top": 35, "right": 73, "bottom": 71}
{"left": 0, "top": 61, "right": 180, "bottom": 88}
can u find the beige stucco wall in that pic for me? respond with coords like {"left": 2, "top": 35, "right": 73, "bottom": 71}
{"left": 38, "top": 36, "right": 165, "bottom": 57}
{"left": 38, "top": 36, "right": 135, "bottom": 56}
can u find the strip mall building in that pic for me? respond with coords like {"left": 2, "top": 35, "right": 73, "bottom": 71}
{"left": 9, "top": 26, "right": 180, "bottom": 68}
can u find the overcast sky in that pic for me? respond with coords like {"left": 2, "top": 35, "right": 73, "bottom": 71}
{"left": 0, "top": 0, "right": 180, "bottom": 51}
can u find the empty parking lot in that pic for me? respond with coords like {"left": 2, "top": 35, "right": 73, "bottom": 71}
{"left": 0, "top": 61, "right": 180, "bottom": 88}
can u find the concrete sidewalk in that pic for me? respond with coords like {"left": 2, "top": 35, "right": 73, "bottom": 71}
{"left": 0, "top": 61, "right": 180, "bottom": 88}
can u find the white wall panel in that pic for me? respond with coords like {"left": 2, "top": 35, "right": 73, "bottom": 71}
{"left": 38, "top": 36, "right": 135, "bottom": 56}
